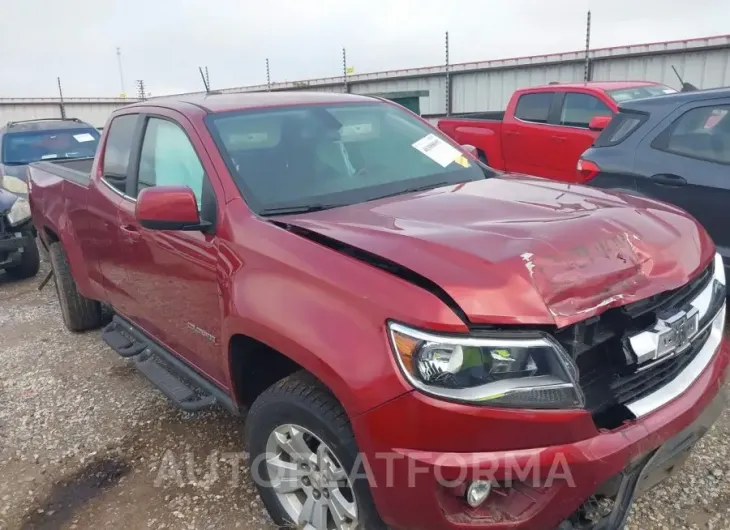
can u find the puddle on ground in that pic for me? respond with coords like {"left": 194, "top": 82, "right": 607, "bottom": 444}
{"left": 19, "top": 458, "right": 131, "bottom": 530}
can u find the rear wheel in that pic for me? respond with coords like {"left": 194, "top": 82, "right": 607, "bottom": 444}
{"left": 245, "top": 372, "right": 385, "bottom": 530}
{"left": 48, "top": 241, "right": 102, "bottom": 331}
{"left": 5, "top": 237, "right": 40, "bottom": 280}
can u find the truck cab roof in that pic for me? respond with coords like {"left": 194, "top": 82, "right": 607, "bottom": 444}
{"left": 124, "top": 91, "right": 377, "bottom": 115}
{"left": 521, "top": 80, "right": 665, "bottom": 93}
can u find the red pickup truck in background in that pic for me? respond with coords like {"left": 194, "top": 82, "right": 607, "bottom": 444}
{"left": 438, "top": 81, "right": 676, "bottom": 182}
{"left": 28, "top": 91, "right": 727, "bottom": 530}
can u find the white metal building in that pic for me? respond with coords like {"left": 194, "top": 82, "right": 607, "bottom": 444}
{"left": 2, "top": 34, "right": 729, "bottom": 126}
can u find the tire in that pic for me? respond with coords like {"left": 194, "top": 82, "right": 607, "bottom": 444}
{"left": 245, "top": 371, "right": 386, "bottom": 530}
{"left": 4, "top": 237, "right": 40, "bottom": 280}
{"left": 48, "top": 241, "right": 102, "bottom": 332}
{"left": 477, "top": 150, "right": 488, "bottom": 165}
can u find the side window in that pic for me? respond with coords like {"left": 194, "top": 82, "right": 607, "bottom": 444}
{"left": 514, "top": 93, "right": 553, "bottom": 124}
{"left": 654, "top": 104, "right": 730, "bottom": 164}
{"left": 560, "top": 93, "right": 613, "bottom": 128}
{"left": 102, "top": 114, "right": 138, "bottom": 193}
{"left": 137, "top": 118, "right": 205, "bottom": 206}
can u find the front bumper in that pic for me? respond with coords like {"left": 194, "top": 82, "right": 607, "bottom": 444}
{"left": 353, "top": 322, "right": 730, "bottom": 530}
{"left": 0, "top": 222, "right": 34, "bottom": 269}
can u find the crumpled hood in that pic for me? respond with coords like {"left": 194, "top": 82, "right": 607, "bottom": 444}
{"left": 0, "top": 187, "right": 18, "bottom": 213}
{"left": 284, "top": 175, "right": 715, "bottom": 328}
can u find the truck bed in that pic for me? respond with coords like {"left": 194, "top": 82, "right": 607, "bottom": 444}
{"left": 30, "top": 158, "right": 94, "bottom": 187}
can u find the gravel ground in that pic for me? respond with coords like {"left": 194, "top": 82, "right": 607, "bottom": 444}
{"left": 0, "top": 262, "right": 729, "bottom": 530}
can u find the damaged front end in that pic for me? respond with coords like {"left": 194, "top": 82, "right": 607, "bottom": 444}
{"left": 551, "top": 252, "right": 726, "bottom": 429}
{"left": 0, "top": 188, "right": 34, "bottom": 270}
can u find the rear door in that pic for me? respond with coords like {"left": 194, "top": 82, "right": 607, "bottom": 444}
{"left": 547, "top": 91, "right": 614, "bottom": 182}
{"left": 89, "top": 113, "right": 143, "bottom": 306}
{"left": 633, "top": 100, "right": 730, "bottom": 261}
{"left": 502, "top": 91, "right": 556, "bottom": 177}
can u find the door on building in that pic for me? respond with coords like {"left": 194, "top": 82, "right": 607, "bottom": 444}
{"left": 388, "top": 96, "right": 421, "bottom": 115}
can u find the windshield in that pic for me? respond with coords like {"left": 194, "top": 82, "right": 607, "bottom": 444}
{"left": 206, "top": 102, "right": 492, "bottom": 214}
{"left": 607, "top": 85, "right": 677, "bottom": 103}
{"left": 1, "top": 127, "right": 101, "bottom": 165}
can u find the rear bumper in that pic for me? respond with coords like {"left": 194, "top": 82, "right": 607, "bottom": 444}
{"left": 354, "top": 331, "right": 730, "bottom": 530}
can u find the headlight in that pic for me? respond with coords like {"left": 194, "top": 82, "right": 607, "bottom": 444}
{"left": 2, "top": 175, "right": 29, "bottom": 195}
{"left": 7, "top": 197, "right": 31, "bottom": 226}
{"left": 388, "top": 322, "right": 584, "bottom": 409}
{"left": 714, "top": 252, "right": 725, "bottom": 286}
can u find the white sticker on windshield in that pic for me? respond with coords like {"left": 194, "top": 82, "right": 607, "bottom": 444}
{"left": 73, "top": 133, "right": 95, "bottom": 143}
{"left": 41, "top": 154, "right": 58, "bottom": 159}
{"left": 412, "top": 134, "right": 461, "bottom": 168}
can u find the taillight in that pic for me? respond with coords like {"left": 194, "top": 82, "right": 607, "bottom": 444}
{"left": 576, "top": 158, "right": 600, "bottom": 182}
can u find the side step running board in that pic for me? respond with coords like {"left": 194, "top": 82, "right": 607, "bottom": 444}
{"left": 101, "top": 316, "right": 236, "bottom": 414}
{"left": 102, "top": 322, "right": 146, "bottom": 357}
{"left": 135, "top": 353, "right": 217, "bottom": 412}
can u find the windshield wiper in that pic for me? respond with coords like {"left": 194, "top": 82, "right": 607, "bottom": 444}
{"left": 40, "top": 155, "right": 94, "bottom": 161}
{"left": 259, "top": 204, "right": 341, "bottom": 216}
{"left": 374, "top": 181, "right": 451, "bottom": 200}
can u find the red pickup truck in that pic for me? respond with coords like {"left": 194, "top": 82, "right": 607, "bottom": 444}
{"left": 28, "top": 92, "right": 727, "bottom": 530}
{"left": 438, "top": 81, "right": 676, "bottom": 182}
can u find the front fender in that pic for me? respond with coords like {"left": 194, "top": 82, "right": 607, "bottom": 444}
{"left": 222, "top": 268, "right": 408, "bottom": 417}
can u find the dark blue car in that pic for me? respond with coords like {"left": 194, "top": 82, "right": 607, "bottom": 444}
{"left": 579, "top": 87, "right": 730, "bottom": 277}
{"left": 0, "top": 118, "right": 100, "bottom": 279}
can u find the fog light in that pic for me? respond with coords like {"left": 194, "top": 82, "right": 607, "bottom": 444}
{"left": 466, "top": 480, "right": 492, "bottom": 508}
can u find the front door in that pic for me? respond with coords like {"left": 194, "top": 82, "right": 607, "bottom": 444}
{"left": 115, "top": 111, "right": 226, "bottom": 385}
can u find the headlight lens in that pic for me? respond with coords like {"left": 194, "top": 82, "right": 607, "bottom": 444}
{"left": 2, "top": 175, "right": 29, "bottom": 195}
{"left": 388, "top": 322, "right": 584, "bottom": 408}
{"left": 7, "top": 197, "right": 32, "bottom": 226}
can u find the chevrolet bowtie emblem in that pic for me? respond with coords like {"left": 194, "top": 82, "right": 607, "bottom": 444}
{"left": 633, "top": 307, "right": 700, "bottom": 365}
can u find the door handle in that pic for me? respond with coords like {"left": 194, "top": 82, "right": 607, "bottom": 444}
{"left": 651, "top": 174, "right": 687, "bottom": 186}
{"left": 552, "top": 136, "right": 567, "bottom": 142}
{"left": 505, "top": 130, "right": 520, "bottom": 136}
{"left": 120, "top": 224, "right": 141, "bottom": 240}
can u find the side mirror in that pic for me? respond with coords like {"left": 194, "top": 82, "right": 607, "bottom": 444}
{"left": 135, "top": 186, "right": 210, "bottom": 232}
{"left": 460, "top": 144, "right": 478, "bottom": 157}
{"left": 588, "top": 115, "right": 612, "bottom": 132}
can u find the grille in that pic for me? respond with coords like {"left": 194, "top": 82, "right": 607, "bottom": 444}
{"left": 554, "top": 261, "right": 716, "bottom": 416}
{"left": 611, "top": 327, "right": 710, "bottom": 405}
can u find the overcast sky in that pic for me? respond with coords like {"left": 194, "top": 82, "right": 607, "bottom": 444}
{"left": 2, "top": 0, "right": 729, "bottom": 98}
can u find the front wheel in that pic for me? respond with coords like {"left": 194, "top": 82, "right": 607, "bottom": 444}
{"left": 4, "top": 236, "right": 40, "bottom": 280}
{"left": 244, "top": 372, "right": 386, "bottom": 530}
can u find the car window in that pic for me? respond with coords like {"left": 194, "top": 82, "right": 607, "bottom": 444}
{"left": 656, "top": 104, "right": 730, "bottom": 164}
{"left": 137, "top": 118, "right": 205, "bottom": 206}
{"left": 207, "top": 101, "right": 493, "bottom": 213}
{"left": 560, "top": 93, "right": 613, "bottom": 128}
{"left": 514, "top": 93, "right": 553, "bottom": 124}
{"left": 1, "top": 128, "right": 100, "bottom": 165}
{"left": 607, "top": 85, "right": 677, "bottom": 103}
{"left": 102, "top": 114, "right": 138, "bottom": 193}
